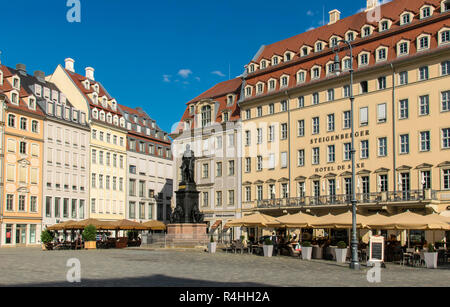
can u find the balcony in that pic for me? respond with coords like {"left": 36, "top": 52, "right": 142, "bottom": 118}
{"left": 256, "top": 190, "right": 439, "bottom": 209}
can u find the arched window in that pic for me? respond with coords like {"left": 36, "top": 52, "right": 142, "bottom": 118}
{"left": 201, "top": 105, "right": 211, "bottom": 127}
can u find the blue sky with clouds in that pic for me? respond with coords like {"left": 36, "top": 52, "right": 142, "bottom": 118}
{"left": 0, "top": 0, "right": 377, "bottom": 133}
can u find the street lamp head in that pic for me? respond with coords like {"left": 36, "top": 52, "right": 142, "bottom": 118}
{"left": 334, "top": 53, "right": 341, "bottom": 75}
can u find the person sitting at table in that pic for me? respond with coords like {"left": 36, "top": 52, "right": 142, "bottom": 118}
{"left": 271, "top": 232, "right": 278, "bottom": 256}
{"left": 290, "top": 234, "right": 297, "bottom": 243}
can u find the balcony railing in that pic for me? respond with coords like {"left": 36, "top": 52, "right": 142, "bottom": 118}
{"left": 256, "top": 190, "right": 438, "bottom": 209}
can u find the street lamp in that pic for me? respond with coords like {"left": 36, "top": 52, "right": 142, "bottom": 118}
{"left": 333, "top": 40, "right": 360, "bottom": 270}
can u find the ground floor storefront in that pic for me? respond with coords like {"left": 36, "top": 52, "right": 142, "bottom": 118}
{"left": 0, "top": 220, "right": 43, "bottom": 247}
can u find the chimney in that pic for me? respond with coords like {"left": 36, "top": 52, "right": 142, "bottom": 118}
{"left": 65, "top": 58, "right": 75, "bottom": 72}
{"left": 34, "top": 70, "right": 45, "bottom": 82}
{"left": 328, "top": 9, "right": 341, "bottom": 25}
{"left": 366, "top": 0, "right": 378, "bottom": 11}
{"left": 85, "top": 67, "right": 95, "bottom": 81}
{"left": 16, "top": 63, "right": 26, "bottom": 73}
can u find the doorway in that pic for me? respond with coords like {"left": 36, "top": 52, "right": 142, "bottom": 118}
{"left": 15, "top": 224, "right": 27, "bottom": 245}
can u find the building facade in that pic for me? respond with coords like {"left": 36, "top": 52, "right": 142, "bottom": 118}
{"left": 118, "top": 105, "right": 173, "bottom": 223}
{"left": 48, "top": 59, "right": 128, "bottom": 221}
{"left": 33, "top": 71, "right": 90, "bottom": 229}
{"left": 171, "top": 78, "right": 243, "bottom": 240}
{"left": 0, "top": 64, "right": 45, "bottom": 247}
{"left": 239, "top": 0, "right": 450, "bottom": 242}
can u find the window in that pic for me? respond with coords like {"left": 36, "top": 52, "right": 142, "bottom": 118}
{"left": 257, "top": 186, "right": 263, "bottom": 201}
{"left": 343, "top": 111, "right": 351, "bottom": 129}
{"left": 6, "top": 195, "right": 14, "bottom": 211}
{"left": 281, "top": 123, "right": 288, "bottom": 140}
{"left": 442, "top": 61, "right": 450, "bottom": 75}
{"left": 418, "top": 36, "right": 430, "bottom": 50}
{"left": 441, "top": 30, "right": 450, "bottom": 44}
{"left": 281, "top": 76, "right": 288, "bottom": 87}
{"left": 344, "top": 143, "right": 351, "bottom": 161}
{"left": 312, "top": 147, "right": 320, "bottom": 165}
{"left": 315, "top": 42, "right": 323, "bottom": 52}
{"left": 420, "top": 131, "right": 431, "bottom": 152}
{"left": 312, "top": 92, "right": 319, "bottom": 105}
{"left": 202, "top": 163, "right": 209, "bottom": 178}
{"left": 245, "top": 130, "right": 251, "bottom": 146}
{"left": 298, "top": 120, "right": 305, "bottom": 137}
{"left": 360, "top": 107, "right": 368, "bottom": 126}
{"left": 327, "top": 114, "right": 335, "bottom": 132}
{"left": 257, "top": 156, "right": 263, "bottom": 171}
{"left": 245, "top": 186, "right": 251, "bottom": 202}
{"left": 378, "top": 76, "right": 386, "bottom": 90}
{"left": 19, "top": 141, "right": 26, "bottom": 154}
{"left": 31, "top": 120, "right": 38, "bottom": 133}
{"left": 281, "top": 183, "right": 289, "bottom": 199}
{"left": 399, "top": 71, "right": 408, "bottom": 85}
{"left": 377, "top": 103, "right": 387, "bottom": 123}
{"left": 312, "top": 67, "right": 320, "bottom": 79}
{"left": 442, "top": 128, "right": 450, "bottom": 148}
{"left": 20, "top": 118, "right": 27, "bottom": 130}
{"left": 363, "top": 26, "right": 371, "bottom": 37}
{"left": 8, "top": 114, "right": 15, "bottom": 127}
{"left": 421, "top": 6, "right": 431, "bottom": 19}
{"left": 419, "top": 66, "right": 429, "bottom": 81}
{"left": 129, "top": 179, "right": 136, "bottom": 196}
{"left": 378, "top": 137, "right": 387, "bottom": 157}
{"left": 379, "top": 174, "right": 388, "bottom": 192}
{"left": 228, "top": 160, "right": 235, "bottom": 176}
{"left": 377, "top": 48, "right": 387, "bottom": 61}
{"left": 19, "top": 195, "right": 26, "bottom": 211}
{"left": 269, "top": 103, "right": 275, "bottom": 114}
{"left": 343, "top": 85, "right": 351, "bottom": 98}
{"left": 202, "top": 192, "right": 209, "bottom": 207}
{"left": 298, "top": 149, "right": 305, "bottom": 166}
{"left": 281, "top": 152, "right": 287, "bottom": 168}
{"left": 256, "top": 128, "right": 263, "bottom": 145}
{"left": 269, "top": 80, "right": 276, "bottom": 91}
{"left": 399, "top": 42, "right": 409, "bottom": 55}
{"left": 442, "top": 91, "right": 450, "bottom": 112}
{"left": 360, "top": 53, "right": 369, "bottom": 66}
{"left": 400, "top": 134, "right": 410, "bottom": 154}
{"left": 268, "top": 125, "right": 275, "bottom": 142}
{"left": 297, "top": 71, "right": 305, "bottom": 83}
{"left": 281, "top": 100, "right": 288, "bottom": 112}
{"left": 201, "top": 105, "right": 211, "bottom": 127}
{"left": 419, "top": 95, "right": 430, "bottom": 115}
{"left": 327, "top": 145, "right": 335, "bottom": 163}
{"left": 245, "top": 158, "right": 251, "bottom": 173}
{"left": 360, "top": 140, "right": 369, "bottom": 159}
{"left": 312, "top": 117, "right": 319, "bottom": 135}
{"left": 380, "top": 21, "right": 389, "bottom": 31}
{"left": 401, "top": 13, "right": 411, "bottom": 25}
{"left": 360, "top": 81, "right": 368, "bottom": 93}
{"left": 257, "top": 106, "right": 262, "bottom": 117}
{"left": 268, "top": 153, "right": 275, "bottom": 169}
{"left": 444, "top": 169, "right": 450, "bottom": 190}
{"left": 245, "top": 109, "right": 251, "bottom": 120}
{"left": 216, "top": 191, "right": 222, "bottom": 207}
{"left": 399, "top": 99, "right": 409, "bottom": 119}
{"left": 298, "top": 96, "right": 304, "bottom": 108}
{"left": 327, "top": 89, "right": 334, "bottom": 102}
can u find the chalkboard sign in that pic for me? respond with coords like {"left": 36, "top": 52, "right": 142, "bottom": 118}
{"left": 369, "top": 236, "right": 385, "bottom": 263}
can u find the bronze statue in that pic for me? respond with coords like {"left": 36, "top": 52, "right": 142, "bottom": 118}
{"left": 180, "top": 145, "right": 195, "bottom": 184}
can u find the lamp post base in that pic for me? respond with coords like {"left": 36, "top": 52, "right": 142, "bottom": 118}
{"left": 349, "top": 261, "right": 361, "bottom": 270}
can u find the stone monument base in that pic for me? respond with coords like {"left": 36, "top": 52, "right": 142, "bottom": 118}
{"left": 166, "top": 223, "right": 208, "bottom": 248}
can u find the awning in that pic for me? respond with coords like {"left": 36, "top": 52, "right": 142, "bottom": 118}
{"left": 210, "top": 220, "right": 222, "bottom": 231}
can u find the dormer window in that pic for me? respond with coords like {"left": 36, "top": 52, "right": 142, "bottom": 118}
{"left": 113, "top": 115, "right": 119, "bottom": 126}
{"left": 397, "top": 40, "right": 410, "bottom": 56}
{"left": 257, "top": 83, "right": 264, "bottom": 94}
{"left": 0, "top": 71, "right": 3, "bottom": 85}
{"left": 249, "top": 64, "right": 255, "bottom": 73}
{"left": 443, "top": 0, "right": 450, "bottom": 12}
{"left": 272, "top": 56, "right": 279, "bottom": 66}
{"left": 28, "top": 98, "right": 36, "bottom": 110}
{"left": 342, "top": 57, "right": 352, "bottom": 71}
{"left": 189, "top": 105, "right": 195, "bottom": 114}
{"left": 100, "top": 111, "right": 105, "bottom": 121}
{"left": 245, "top": 86, "right": 252, "bottom": 97}
{"left": 439, "top": 27, "right": 450, "bottom": 45}
{"left": 359, "top": 52, "right": 369, "bottom": 66}
{"left": 268, "top": 79, "right": 276, "bottom": 91}
{"left": 73, "top": 110, "right": 79, "bottom": 122}
{"left": 107, "top": 113, "right": 112, "bottom": 123}
{"left": 284, "top": 52, "right": 293, "bottom": 62}
{"left": 111, "top": 100, "right": 117, "bottom": 111}
{"left": 330, "top": 37, "right": 339, "bottom": 48}
{"left": 421, "top": 6, "right": 432, "bottom": 19}
{"left": 311, "top": 66, "right": 321, "bottom": 79}
{"left": 12, "top": 77, "right": 20, "bottom": 90}
{"left": 83, "top": 80, "right": 90, "bottom": 90}
{"left": 327, "top": 62, "right": 335, "bottom": 75}
{"left": 92, "top": 109, "right": 98, "bottom": 119}
{"left": 417, "top": 34, "right": 430, "bottom": 51}
{"left": 93, "top": 84, "right": 99, "bottom": 93}
{"left": 315, "top": 42, "right": 323, "bottom": 52}
{"left": 376, "top": 47, "right": 388, "bottom": 62}
{"left": 259, "top": 60, "right": 266, "bottom": 69}
{"left": 223, "top": 112, "right": 229, "bottom": 122}
{"left": 11, "top": 92, "right": 19, "bottom": 105}
{"left": 401, "top": 12, "right": 412, "bottom": 25}
{"left": 297, "top": 70, "right": 306, "bottom": 83}
{"left": 280, "top": 76, "right": 289, "bottom": 88}
{"left": 346, "top": 31, "right": 355, "bottom": 42}
{"left": 120, "top": 117, "right": 125, "bottom": 127}
{"left": 102, "top": 97, "right": 107, "bottom": 108}
{"left": 92, "top": 93, "right": 98, "bottom": 104}
{"left": 362, "top": 26, "right": 372, "bottom": 38}
{"left": 34, "top": 84, "right": 42, "bottom": 97}
{"left": 201, "top": 105, "right": 211, "bottom": 127}
{"left": 380, "top": 20, "right": 390, "bottom": 32}
{"left": 227, "top": 95, "right": 234, "bottom": 105}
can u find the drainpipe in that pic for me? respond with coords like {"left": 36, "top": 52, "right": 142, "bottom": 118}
{"left": 284, "top": 91, "right": 292, "bottom": 200}
{"left": 390, "top": 63, "right": 397, "bottom": 196}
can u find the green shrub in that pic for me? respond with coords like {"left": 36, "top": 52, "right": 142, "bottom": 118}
{"left": 337, "top": 241, "right": 347, "bottom": 249}
{"left": 40, "top": 230, "right": 53, "bottom": 244}
{"left": 427, "top": 243, "right": 435, "bottom": 253}
{"left": 264, "top": 238, "right": 273, "bottom": 245}
{"left": 82, "top": 225, "right": 97, "bottom": 242}
{"left": 302, "top": 241, "right": 311, "bottom": 247}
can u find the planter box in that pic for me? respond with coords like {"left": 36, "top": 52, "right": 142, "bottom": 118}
{"left": 424, "top": 252, "right": 438, "bottom": 269}
{"left": 208, "top": 242, "right": 217, "bottom": 254}
{"left": 301, "top": 246, "right": 312, "bottom": 260}
{"left": 335, "top": 248, "right": 348, "bottom": 263}
{"left": 263, "top": 245, "right": 273, "bottom": 257}
{"left": 85, "top": 241, "right": 97, "bottom": 250}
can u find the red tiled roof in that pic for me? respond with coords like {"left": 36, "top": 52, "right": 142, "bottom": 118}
{"left": 252, "top": 0, "right": 442, "bottom": 64}
{"left": 173, "top": 78, "right": 242, "bottom": 134}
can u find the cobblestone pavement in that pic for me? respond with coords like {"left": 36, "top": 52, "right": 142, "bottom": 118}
{"left": 0, "top": 247, "right": 449, "bottom": 287}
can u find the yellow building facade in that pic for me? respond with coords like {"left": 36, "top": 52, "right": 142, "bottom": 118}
{"left": 239, "top": 0, "right": 450, "bottom": 242}
{"left": 0, "top": 64, "right": 44, "bottom": 247}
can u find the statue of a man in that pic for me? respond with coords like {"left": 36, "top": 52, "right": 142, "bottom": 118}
{"left": 180, "top": 145, "right": 195, "bottom": 184}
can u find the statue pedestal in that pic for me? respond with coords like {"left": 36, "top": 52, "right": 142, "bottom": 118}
{"left": 166, "top": 224, "right": 208, "bottom": 248}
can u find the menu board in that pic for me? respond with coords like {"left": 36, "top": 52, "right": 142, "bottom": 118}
{"left": 369, "top": 236, "right": 384, "bottom": 263}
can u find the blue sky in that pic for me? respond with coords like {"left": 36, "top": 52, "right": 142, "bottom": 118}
{"left": 1, "top": 0, "right": 370, "bottom": 133}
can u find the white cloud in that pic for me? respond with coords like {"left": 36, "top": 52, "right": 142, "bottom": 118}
{"left": 306, "top": 10, "right": 314, "bottom": 16}
{"left": 211, "top": 70, "right": 225, "bottom": 77}
{"left": 162, "top": 74, "right": 171, "bottom": 83}
{"left": 178, "top": 69, "right": 193, "bottom": 78}
{"left": 195, "top": 77, "right": 201, "bottom": 81}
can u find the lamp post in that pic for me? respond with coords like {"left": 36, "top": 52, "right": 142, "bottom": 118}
{"left": 333, "top": 40, "right": 360, "bottom": 270}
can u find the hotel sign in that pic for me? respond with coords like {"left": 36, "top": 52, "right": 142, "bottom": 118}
{"left": 315, "top": 163, "right": 366, "bottom": 174}
{"left": 310, "top": 130, "right": 370, "bottom": 145}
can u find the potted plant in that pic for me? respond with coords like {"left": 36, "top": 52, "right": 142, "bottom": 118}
{"left": 424, "top": 243, "right": 438, "bottom": 269}
{"left": 82, "top": 225, "right": 97, "bottom": 250}
{"left": 40, "top": 230, "right": 54, "bottom": 251}
{"left": 263, "top": 238, "right": 274, "bottom": 257}
{"left": 208, "top": 236, "right": 217, "bottom": 254}
{"left": 301, "top": 241, "right": 312, "bottom": 260}
{"left": 335, "top": 241, "right": 348, "bottom": 263}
